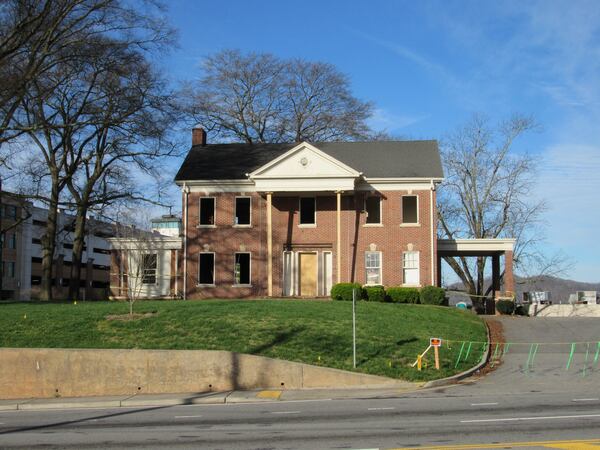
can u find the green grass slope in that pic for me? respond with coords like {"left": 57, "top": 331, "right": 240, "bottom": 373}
{"left": 0, "top": 300, "right": 487, "bottom": 381}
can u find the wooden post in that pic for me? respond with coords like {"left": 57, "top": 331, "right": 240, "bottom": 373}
{"left": 267, "top": 192, "right": 273, "bottom": 297}
{"left": 336, "top": 191, "right": 342, "bottom": 283}
{"left": 434, "top": 346, "right": 440, "bottom": 370}
{"left": 417, "top": 354, "right": 422, "bottom": 371}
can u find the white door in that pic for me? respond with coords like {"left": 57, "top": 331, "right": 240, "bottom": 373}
{"left": 323, "top": 251, "right": 333, "bottom": 296}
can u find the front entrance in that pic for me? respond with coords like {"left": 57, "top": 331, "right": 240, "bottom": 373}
{"left": 299, "top": 252, "right": 318, "bottom": 296}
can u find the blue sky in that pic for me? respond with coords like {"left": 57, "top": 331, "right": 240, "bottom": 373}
{"left": 160, "top": 0, "right": 600, "bottom": 282}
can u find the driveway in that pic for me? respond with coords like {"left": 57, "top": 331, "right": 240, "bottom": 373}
{"left": 452, "top": 316, "right": 600, "bottom": 396}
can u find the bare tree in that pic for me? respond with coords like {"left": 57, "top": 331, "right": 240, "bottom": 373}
{"left": 186, "top": 49, "right": 373, "bottom": 144}
{"left": 0, "top": 0, "right": 173, "bottom": 152}
{"left": 3, "top": 0, "right": 175, "bottom": 300}
{"left": 437, "top": 114, "right": 565, "bottom": 308}
{"left": 282, "top": 59, "right": 373, "bottom": 142}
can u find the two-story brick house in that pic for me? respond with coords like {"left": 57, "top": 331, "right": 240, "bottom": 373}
{"left": 174, "top": 129, "right": 444, "bottom": 299}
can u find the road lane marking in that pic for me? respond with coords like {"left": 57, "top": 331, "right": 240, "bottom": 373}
{"left": 573, "top": 398, "right": 599, "bottom": 402}
{"left": 390, "top": 438, "right": 600, "bottom": 449}
{"left": 368, "top": 407, "right": 395, "bottom": 411}
{"left": 471, "top": 402, "right": 498, "bottom": 406}
{"left": 271, "top": 410, "right": 300, "bottom": 414}
{"left": 461, "top": 413, "right": 600, "bottom": 423}
{"left": 175, "top": 415, "right": 203, "bottom": 419}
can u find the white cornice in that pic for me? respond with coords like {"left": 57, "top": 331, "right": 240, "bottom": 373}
{"left": 248, "top": 141, "right": 360, "bottom": 178}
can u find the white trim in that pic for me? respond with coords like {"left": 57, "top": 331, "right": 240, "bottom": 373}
{"left": 198, "top": 252, "right": 216, "bottom": 286}
{"left": 364, "top": 195, "right": 382, "bottom": 225}
{"left": 233, "top": 251, "right": 251, "bottom": 286}
{"left": 199, "top": 196, "right": 216, "bottom": 226}
{"left": 107, "top": 237, "right": 182, "bottom": 250}
{"left": 401, "top": 194, "right": 419, "bottom": 225}
{"left": 248, "top": 142, "right": 360, "bottom": 178}
{"left": 430, "top": 180, "right": 435, "bottom": 285}
{"left": 234, "top": 196, "right": 252, "bottom": 226}
{"left": 437, "top": 238, "right": 516, "bottom": 252}
{"left": 299, "top": 197, "right": 316, "bottom": 226}
{"left": 365, "top": 251, "right": 383, "bottom": 285}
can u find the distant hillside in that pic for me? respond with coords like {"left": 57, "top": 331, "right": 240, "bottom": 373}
{"left": 448, "top": 275, "right": 600, "bottom": 303}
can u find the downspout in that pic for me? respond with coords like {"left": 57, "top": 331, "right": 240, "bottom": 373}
{"left": 182, "top": 183, "right": 190, "bottom": 300}
{"left": 430, "top": 180, "right": 436, "bottom": 286}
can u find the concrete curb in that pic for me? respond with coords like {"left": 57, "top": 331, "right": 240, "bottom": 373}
{"left": 422, "top": 321, "right": 491, "bottom": 388}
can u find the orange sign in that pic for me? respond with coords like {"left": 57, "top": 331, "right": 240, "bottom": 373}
{"left": 430, "top": 338, "right": 442, "bottom": 347}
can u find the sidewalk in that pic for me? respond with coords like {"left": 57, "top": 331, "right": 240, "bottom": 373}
{"left": 0, "top": 385, "right": 424, "bottom": 412}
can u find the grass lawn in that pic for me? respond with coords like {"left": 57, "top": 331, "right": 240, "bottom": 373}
{"left": 0, "top": 299, "right": 487, "bottom": 381}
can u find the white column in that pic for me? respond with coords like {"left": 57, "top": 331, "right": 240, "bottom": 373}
{"left": 336, "top": 191, "right": 342, "bottom": 283}
{"left": 267, "top": 192, "right": 273, "bottom": 297}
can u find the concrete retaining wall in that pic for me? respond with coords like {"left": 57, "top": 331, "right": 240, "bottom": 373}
{"left": 533, "top": 304, "right": 600, "bottom": 317}
{"left": 0, "top": 348, "right": 408, "bottom": 399}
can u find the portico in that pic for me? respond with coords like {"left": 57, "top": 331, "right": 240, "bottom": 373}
{"left": 437, "top": 238, "right": 516, "bottom": 298}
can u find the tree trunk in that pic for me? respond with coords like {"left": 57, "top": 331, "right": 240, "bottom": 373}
{"left": 40, "top": 184, "right": 59, "bottom": 301}
{"left": 68, "top": 203, "right": 88, "bottom": 301}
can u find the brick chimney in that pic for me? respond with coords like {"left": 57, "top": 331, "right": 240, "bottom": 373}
{"left": 192, "top": 127, "right": 207, "bottom": 146}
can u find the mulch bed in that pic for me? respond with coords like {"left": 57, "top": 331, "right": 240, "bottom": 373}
{"left": 477, "top": 317, "right": 505, "bottom": 376}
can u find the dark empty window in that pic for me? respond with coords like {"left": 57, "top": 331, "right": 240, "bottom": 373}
{"left": 234, "top": 253, "right": 251, "bottom": 285}
{"left": 402, "top": 196, "right": 418, "bottom": 224}
{"left": 300, "top": 197, "right": 316, "bottom": 225}
{"left": 235, "top": 197, "right": 251, "bottom": 225}
{"left": 365, "top": 197, "right": 381, "bottom": 224}
{"left": 199, "top": 197, "right": 215, "bottom": 226}
{"left": 199, "top": 253, "right": 215, "bottom": 284}
{"left": 141, "top": 254, "right": 157, "bottom": 284}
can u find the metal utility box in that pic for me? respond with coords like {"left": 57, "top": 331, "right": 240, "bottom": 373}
{"left": 576, "top": 291, "right": 598, "bottom": 304}
{"left": 523, "top": 291, "right": 551, "bottom": 304}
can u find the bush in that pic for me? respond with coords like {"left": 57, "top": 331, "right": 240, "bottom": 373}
{"left": 420, "top": 285, "right": 447, "bottom": 306}
{"left": 330, "top": 283, "right": 363, "bottom": 301}
{"left": 496, "top": 300, "right": 515, "bottom": 315}
{"left": 387, "top": 287, "right": 420, "bottom": 304}
{"left": 363, "top": 285, "right": 386, "bottom": 302}
{"left": 515, "top": 304, "right": 529, "bottom": 316}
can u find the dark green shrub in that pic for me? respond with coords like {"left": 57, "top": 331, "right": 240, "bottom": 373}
{"left": 515, "top": 304, "right": 529, "bottom": 316}
{"left": 387, "top": 287, "right": 420, "bottom": 304}
{"left": 496, "top": 300, "right": 515, "bottom": 315}
{"left": 363, "top": 285, "right": 386, "bottom": 302}
{"left": 330, "top": 283, "right": 363, "bottom": 301}
{"left": 420, "top": 285, "right": 447, "bottom": 306}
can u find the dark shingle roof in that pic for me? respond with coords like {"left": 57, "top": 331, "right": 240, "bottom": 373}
{"left": 174, "top": 140, "right": 443, "bottom": 181}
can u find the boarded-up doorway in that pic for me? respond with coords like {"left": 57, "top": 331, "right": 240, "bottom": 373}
{"left": 299, "top": 252, "right": 317, "bottom": 297}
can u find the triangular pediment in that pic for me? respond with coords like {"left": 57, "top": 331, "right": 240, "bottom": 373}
{"left": 249, "top": 142, "right": 360, "bottom": 179}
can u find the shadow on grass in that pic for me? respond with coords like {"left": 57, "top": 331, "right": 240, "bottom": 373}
{"left": 247, "top": 327, "right": 306, "bottom": 354}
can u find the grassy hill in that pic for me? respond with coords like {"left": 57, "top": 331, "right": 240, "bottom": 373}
{"left": 0, "top": 299, "right": 487, "bottom": 382}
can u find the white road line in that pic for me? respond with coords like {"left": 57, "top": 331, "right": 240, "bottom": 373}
{"left": 573, "top": 398, "right": 599, "bottom": 402}
{"left": 471, "top": 402, "right": 498, "bottom": 406}
{"left": 175, "top": 415, "right": 203, "bottom": 419}
{"left": 272, "top": 411, "right": 300, "bottom": 415}
{"left": 368, "top": 407, "right": 395, "bottom": 411}
{"left": 461, "top": 413, "right": 600, "bottom": 424}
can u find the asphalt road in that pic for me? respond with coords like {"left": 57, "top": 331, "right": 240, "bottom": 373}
{"left": 1, "top": 316, "right": 598, "bottom": 449}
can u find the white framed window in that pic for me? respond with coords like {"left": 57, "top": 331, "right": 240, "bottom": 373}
{"left": 234, "top": 197, "right": 251, "bottom": 226}
{"left": 365, "top": 251, "right": 382, "bottom": 285}
{"left": 364, "top": 196, "right": 382, "bottom": 225}
{"left": 299, "top": 197, "right": 316, "bottom": 225}
{"left": 141, "top": 254, "right": 157, "bottom": 284}
{"left": 199, "top": 252, "right": 215, "bottom": 285}
{"left": 199, "top": 197, "right": 216, "bottom": 226}
{"left": 402, "top": 195, "right": 418, "bottom": 224}
{"left": 403, "top": 251, "right": 420, "bottom": 285}
{"left": 234, "top": 252, "right": 251, "bottom": 285}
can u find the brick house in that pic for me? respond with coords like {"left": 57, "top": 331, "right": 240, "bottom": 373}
{"left": 174, "top": 129, "right": 449, "bottom": 299}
